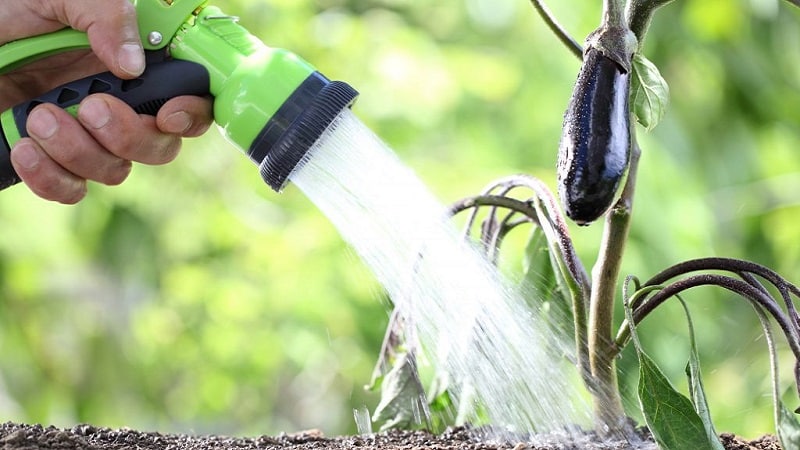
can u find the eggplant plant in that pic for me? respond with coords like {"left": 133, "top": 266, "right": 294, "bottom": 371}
{"left": 367, "top": 0, "right": 800, "bottom": 448}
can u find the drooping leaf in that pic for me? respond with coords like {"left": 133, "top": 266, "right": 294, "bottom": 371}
{"left": 777, "top": 400, "right": 800, "bottom": 448}
{"left": 371, "top": 352, "right": 428, "bottom": 431}
{"left": 624, "top": 299, "right": 719, "bottom": 450}
{"left": 424, "top": 372, "right": 455, "bottom": 433}
{"left": 522, "top": 227, "right": 549, "bottom": 281}
{"left": 679, "top": 299, "right": 725, "bottom": 450}
{"left": 520, "top": 228, "right": 572, "bottom": 334}
{"left": 630, "top": 53, "right": 669, "bottom": 131}
{"left": 426, "top": 370, "right": 450, "bottom": 407}
{"left": 751, "top": 297, "right": 800, "bottom": 450}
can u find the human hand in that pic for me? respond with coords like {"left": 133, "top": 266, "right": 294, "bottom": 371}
{"left": 0, "top": 0, "right": 213, "bottom": 204}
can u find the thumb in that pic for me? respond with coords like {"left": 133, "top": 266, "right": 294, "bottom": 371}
{"left": 35, "top": 0, "right": 145, "bottom": 78}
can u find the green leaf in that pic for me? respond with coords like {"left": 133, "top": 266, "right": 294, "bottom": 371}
{"left": 424, "top": 372, "right": 454, "bottom": 434}
{"left": 680, "top": 299, "right": 725, "bottom": 450}
{"left": 630, "top": 53, "right": 669, "bottom": 131}
{"left": 520, "top": 228, "right": 572, "bottom": 333}
{"left": 638, "top": 352, "right": 719, "bottom": 450}
{"left": 777, "top": 400, "right": 800, "bottom": 448}
{"left": 426, "top": 371, "right": 450, "bottom": 407}
{"left": 521, "top": 228, "right": 554, "bottom": 293}
{"left": 624, "top": 299, "right": 719, "bottom": 450}
{"left": 370, "top": 352, "right": 428, "bottom": 431}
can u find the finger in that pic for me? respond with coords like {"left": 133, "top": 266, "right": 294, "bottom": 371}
{"left": 77, "top": 94, "right": 182, "bottom": 165}
{"left": 10, "top": 139, "right": 87, "bottom": 204}
{"left": 25, "top": 0, "right": 145, "bottom": 78}
{"left": 27, "top": 103, "right": 133, "bottom": 185}
{"left": 157, "top": 96, "right": 214, "bottom": 137}
{"left": 0, "top": 2, "right": 63, "bottom": 45}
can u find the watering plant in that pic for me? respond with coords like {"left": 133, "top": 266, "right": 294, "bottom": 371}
{"left": 367, "top": 0, "right": 800, "bottom": 448}
{"left": 0, "top": 0, "right": 798, "bottom": 449}
{"left": 1, "top": 0, "right": 590, "bottom": 440}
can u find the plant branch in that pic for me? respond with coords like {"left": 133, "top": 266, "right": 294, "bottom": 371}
{"left": 625, "top": 0, "right": 676, "bottom": 46}
{"left": 458, "top": 175, "right": 591, "bottom": 298}
{"left": 636, "top": 257, "right": 800, "bottom": 334}
{"left": 449, "top": 195, "right": 541, "bottom": 226}
{"left": 485, "top": 210, "right": 529, "bottom": 265}
{"left": 625, "top": 275, "right": 800, "bottom": 361}
{"left": 448, "top": 175, "right": 593, "bottom": 392}
{"left": 529, "top": 0, "right": 583, "bottom": 59}
{"left": 751, "top": 295, "right": 783, "bottom": 427}
{"left": 527, "top": 190, "right": 592, "bottom": 388}
{"left": 506, "top": 175, "right": 593, "bottom": 385}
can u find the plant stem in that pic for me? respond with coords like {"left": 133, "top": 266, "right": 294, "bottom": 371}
{"left": 529, "top": 0, "right": 583, "bottom": 59}
{"left": 626, "top": 0, "right": 675, "bottom": 45}
{"left": 588, "top": 137, "right": 641, "bottom": 433}
{"left": 603, "top": 0, "right": 628, "bottom": 29}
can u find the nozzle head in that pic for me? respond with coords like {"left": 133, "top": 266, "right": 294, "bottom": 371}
{"left": 253, "top": 78, "right": 358, "bottom": 191}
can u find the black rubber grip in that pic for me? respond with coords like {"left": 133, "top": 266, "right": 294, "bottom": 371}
{"left": 0, "top": 59, "right": 210, "bottom": 191}
{"left": 0, "top": 125, "right": 16, "bottom": 190}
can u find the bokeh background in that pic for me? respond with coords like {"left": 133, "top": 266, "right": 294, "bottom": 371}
{"left": 1, "top": 0, "right": 799, "bottom": 440}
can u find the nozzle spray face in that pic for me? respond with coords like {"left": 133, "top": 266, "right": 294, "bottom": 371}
{"left": 250, "top": 74, "right": 358, "bottom": 191}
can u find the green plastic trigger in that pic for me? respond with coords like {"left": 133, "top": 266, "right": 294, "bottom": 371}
{"left": 0, "top": 0, "right": 207, "bottom": 74}
{"left": 134, "top": 0, "right": 208, "bottom": 51}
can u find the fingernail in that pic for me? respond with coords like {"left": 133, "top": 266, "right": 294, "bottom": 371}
{"left": 79, "top": 97, "right": 112, "bottom": 129}
{"left": 12, "top": 143, "right": 40, "bottom": 170}
{"left": 28, "top": 108, "right": 58, "bottom": 139}
{"left": 163, "top": 111, "right": 192, "bottom": 134}
{"left": 118, "top": 43, "right": 145, "bottom": 77}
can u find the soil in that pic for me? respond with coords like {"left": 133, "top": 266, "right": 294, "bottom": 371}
{"left": 0, "top": 422, "right": 783, "bottom": 450}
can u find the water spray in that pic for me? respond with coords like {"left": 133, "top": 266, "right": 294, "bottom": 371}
{"left": 0, "top": 0, "right": 358, "bottom": 192}
{"left": 0, "top": 0, "right": 594, "bottom": 434}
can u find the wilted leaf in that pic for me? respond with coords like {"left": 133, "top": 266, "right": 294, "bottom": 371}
{"left": 749, "top": 298, "right": 798, "bottom": 449}
{"left": 424, "top": 372, "right": 455, "bottom": 434}
{"left": 630, "top": 53, "right": 669, "bottom": 131}
{"left": 680, "top": 299, "right": 725, "bottom": 450}
{"left": 522, "top": 227, "right": 551, "bottom": 282}
{"left": 777, "top": 400, "right": 800, "bottom": 448}
{"left": 371, "top": 352, "right": 428, "bottom": 431}
{"left": 520, "top": 228, "right": 572, "bottom": 334}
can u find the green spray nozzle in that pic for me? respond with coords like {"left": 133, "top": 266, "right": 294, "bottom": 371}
{"left": 0, "top": 0, "right": 358, "bottom": 192}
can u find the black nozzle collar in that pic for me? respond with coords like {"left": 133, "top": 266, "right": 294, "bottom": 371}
{"left": 249, "top": 75, "right": 358, "bottom": 192}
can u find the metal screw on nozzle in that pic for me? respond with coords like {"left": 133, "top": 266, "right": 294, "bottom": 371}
{"left": 148, "top": 31, "right": 163, "bottom": 46}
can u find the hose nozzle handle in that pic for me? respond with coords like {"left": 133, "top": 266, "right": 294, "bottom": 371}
{"left": 0, "top": 59, "right": 210, "bottom": 190}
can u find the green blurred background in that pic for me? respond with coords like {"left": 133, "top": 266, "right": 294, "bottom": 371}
{"left": 1, "top": 0, "right": 799, "bottom": 440}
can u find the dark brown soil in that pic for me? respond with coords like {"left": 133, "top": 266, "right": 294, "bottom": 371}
{"left": 0, "top": 422, "right": 782, "bottom": 450}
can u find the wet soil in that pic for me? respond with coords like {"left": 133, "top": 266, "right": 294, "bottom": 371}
{"left": 0, "top": 422, "right": 783, "bottom": 450}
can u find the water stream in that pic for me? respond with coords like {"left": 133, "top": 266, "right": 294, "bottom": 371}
{"left": 289, "top": 109, "right": 591, "bottom": 437}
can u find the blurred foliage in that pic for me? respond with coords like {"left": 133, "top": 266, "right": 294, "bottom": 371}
{"left": 0, "top": 0, "right": 798, "bottom": 440}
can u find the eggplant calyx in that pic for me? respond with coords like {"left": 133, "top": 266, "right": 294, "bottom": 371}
{"left": 585, "top": 26, "right": 638, "bottom": 73}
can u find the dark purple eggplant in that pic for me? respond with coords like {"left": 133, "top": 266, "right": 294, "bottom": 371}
{"left": 557, "top": 46, "right": 631, "bottom": 226}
